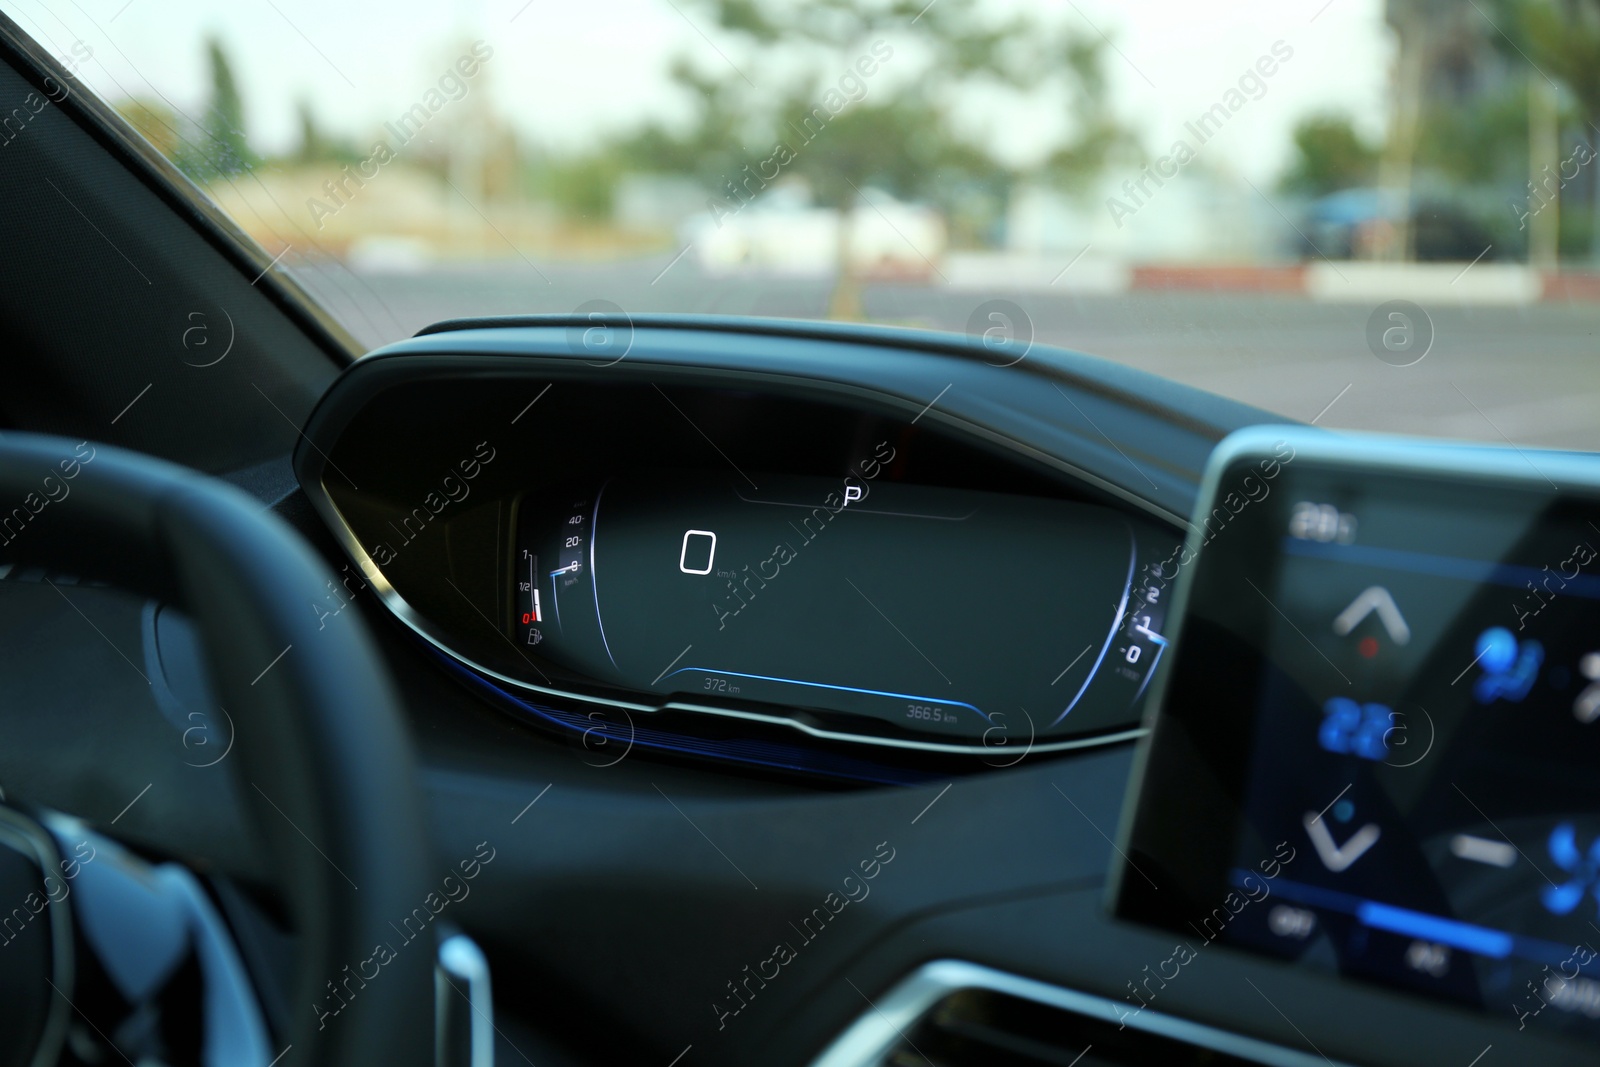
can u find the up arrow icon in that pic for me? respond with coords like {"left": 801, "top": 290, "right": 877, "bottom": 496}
{"left": 1333, "top": 586, "right": 1411, "bottom": 645}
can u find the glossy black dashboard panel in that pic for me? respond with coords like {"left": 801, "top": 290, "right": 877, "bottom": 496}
{"left": 1116, "top": 427, "right": 1600, "bottom": 1058}
{"left": 291, "top": 319, "right": 1236, "bottom": 776}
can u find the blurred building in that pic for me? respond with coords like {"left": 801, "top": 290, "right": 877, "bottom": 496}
{"left": 682, "top": 184, "right": 947, "bottom": 278}
{"left": 614, "top": 175, "right": 706, "bottom": 232}
{"left": 1004, "top": 169, "right": 1288, "bottom": 265}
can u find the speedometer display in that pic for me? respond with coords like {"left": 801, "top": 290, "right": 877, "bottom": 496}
{"left": 515, "top": 491, "right": 592, "bottom": 653}
{"left": 513, "top": 466, "right": 1170, "bottom": 747}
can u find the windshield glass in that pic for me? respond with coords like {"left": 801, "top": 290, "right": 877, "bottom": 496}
{"left": 15, "top": 0, "right": 1600, "bottom": 449}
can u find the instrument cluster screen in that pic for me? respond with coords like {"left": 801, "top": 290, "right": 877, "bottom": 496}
{"left": 511, "top": 467, "right": 1177, "bottom": 748}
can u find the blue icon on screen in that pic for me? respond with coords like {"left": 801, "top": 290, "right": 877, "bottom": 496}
{"left": 1543, "top": 823, "right": 1600, "bottom": 917}
{"left": 1318, "top": 697, "right": 1392, "bottom": 761}
{"left": 1477, "top": 627, "right": 1517, "bottom": 673}
{"left": 1473, "top": 627, "right": 1543, "bottom": 704}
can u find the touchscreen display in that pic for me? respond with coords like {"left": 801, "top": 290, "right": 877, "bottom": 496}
{"left": 1115, "top": 431, "right": 1600, "bottom": 1041}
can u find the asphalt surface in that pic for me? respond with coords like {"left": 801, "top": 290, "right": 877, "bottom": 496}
{"left": 290, "top": 257, "right": 1600, "bottom": 453}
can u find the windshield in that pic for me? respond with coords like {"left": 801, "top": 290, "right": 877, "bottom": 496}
{"left": 14, "top": 0, "right": 1600, "bottom": 449}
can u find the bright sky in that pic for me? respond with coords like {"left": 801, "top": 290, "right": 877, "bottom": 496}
{"left": 7, "top": 0, "right": 1395, "bottom": 181}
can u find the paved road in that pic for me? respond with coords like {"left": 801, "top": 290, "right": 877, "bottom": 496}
{"left": 291, "top": 256, "right": 1600, "bottom": 453}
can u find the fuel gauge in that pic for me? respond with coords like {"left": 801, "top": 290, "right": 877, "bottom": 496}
{"left": 516, "top": 550, "right": 545, "bottom": 647}
{"left": 513, "top": 488, "right": 613, "bottom": 681}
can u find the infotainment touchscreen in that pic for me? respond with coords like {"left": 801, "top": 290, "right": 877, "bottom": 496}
{"left": 1114, "top": 427, "right": 1600, "bottom": 1041}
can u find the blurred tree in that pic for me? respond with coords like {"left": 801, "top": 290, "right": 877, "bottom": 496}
{"left": 115, "top": 96, "right": 220, "bottom": 183}
{"left": 1279, "top": 115, "right": 1380, "bottom": 196}
{"left": 525, "top": 153, "right": 626, "bottom": 220}
{"left": 646, "top": 0, "right": 1129, "bottom": 316}
{"left": 1511, "top": 0, "right": 1600, "bottom": 127}
{"left": 617, "top": 58, "right": 754, "bottom": 181}
{"left": 1515, "top": 0, "right": 1600, "bottom": 259}
{"left": 202, "top": 35, "right": 256, "bottom": 175}
{"left": 295, "top": 98, "right": 330, "bottom": 162}
{"left": 1488, "top": 0, "right": 1600, "bottom": 258}
{"left": 1413, "top": 84, "right": 1529, "bottom": 185}
{"left": 289, "top": 98, "right": 363, "bottom": 166}
{"left": 116, "top": 97, "right": 182, "bottom": 159}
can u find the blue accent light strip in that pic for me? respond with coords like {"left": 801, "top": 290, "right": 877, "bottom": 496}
{"left": 664, "top": 667, "right": 989, "bottom": 722}
{"left": 590, "top": 479, "right": 619, "bottom": 671}
{"left": 1355, "top": 902, "right": 1513, "bottom": 958}
{"left": 1236, "top": 871, "right": 1364, "bottom": 914}
{"left": 1233, "top": 871, "right": 1600, "bottom": 972}
{"left": 1051, "top": 531, "right": 1137, "bottom": 727}
{"left": 429, "top": 648, "right": 938, "bottom": 786}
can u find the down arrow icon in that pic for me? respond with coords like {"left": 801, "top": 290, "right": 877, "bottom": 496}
{"left": 1304, "top": 811, "right": 1382, "bottom": 872}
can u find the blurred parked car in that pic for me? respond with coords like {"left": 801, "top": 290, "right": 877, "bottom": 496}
{"left": 1301, "top": 187, "right": 1497, "bottom": 261}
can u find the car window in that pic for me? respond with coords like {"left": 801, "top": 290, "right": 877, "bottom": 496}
{"left": 11, "top": 0, "right": 1600, "bottom": 449}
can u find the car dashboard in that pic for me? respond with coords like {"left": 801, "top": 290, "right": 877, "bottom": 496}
{"left": 293, "top": 323, "right": 1190, "bottom": 782}
{"left": 3, "top": 317, "right": 1594, "bottom": 1066}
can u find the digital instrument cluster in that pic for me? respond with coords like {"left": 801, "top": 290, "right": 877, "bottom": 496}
{"left": 293, "top": 350, "right": 1198, "bottom": 770}
{"left": 512, "top": 465, "right": 1175, "bottom": 751}
{"left": 1116, "top": 428, "right": 1600, "bottom": 1045}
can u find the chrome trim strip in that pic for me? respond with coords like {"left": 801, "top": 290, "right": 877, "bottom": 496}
{"left": 309, "top": 475, "right": 1147, "bottom": 757}
{"left": 435, "top": 934, "right": 493, "bottom": 1067}
{"left": 807, "top": 959, "right": 1356, "bottom": 1067}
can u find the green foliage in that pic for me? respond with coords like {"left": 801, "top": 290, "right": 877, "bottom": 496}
{"left": 774, "top": 94, "right": 979, "bottom": 207}
{"left": 638, "top": 0, "right": 1129, "bottom": 221}
{"left": 201, "top": 36, "right": 257, "bottom": 175}
{"left": 116, "top": 97, "right": 182, "bottom": 160}
{"left": 1279, "top": 114, "right": 1379, "bottom": 196}
{"left": 1560, "top": 197, "right": 1595, "bottom": 256}
{"left": 1500, "top": 0, "right": 1600, "bottom": 125}
{"left": 524, "top": 153, "right": 627, "bottom": 220}
{"left": 612, "top": 57, "right": 762, "bottom": 193}
{"left": 293, "top": 98, "right": 361, "bottom": 164}
{"left": 1412, "top": 83, "right": 1530, "bottom": 186}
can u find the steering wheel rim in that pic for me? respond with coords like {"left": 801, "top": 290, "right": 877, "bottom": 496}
{"left": 0, "top": 433, "right": 434, "bottom": 1066}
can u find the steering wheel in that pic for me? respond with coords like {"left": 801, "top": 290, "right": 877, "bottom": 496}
{"left": 0, "top": 434, "right": 435, "bottom": 1066}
